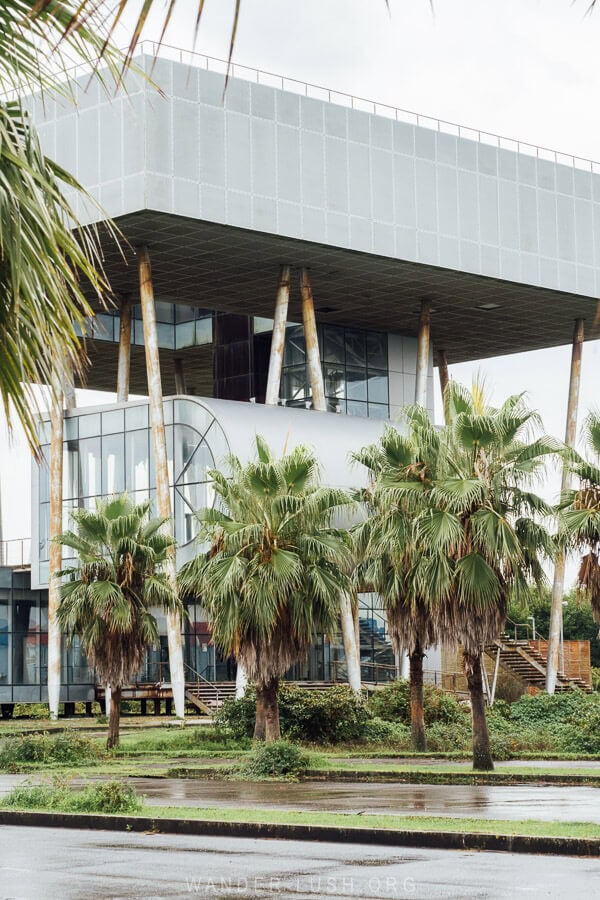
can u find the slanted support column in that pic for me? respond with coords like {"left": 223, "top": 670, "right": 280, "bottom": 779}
{"left": 138, "top": 246, "right": 185, "bottom": 718}
{"left": 47, "top": 380, "right": 64, "bottom": 720}
{"left": 174, "top": 358, "right": 187, "bottom": 395}
{"left": 437, "top": 349, "right": 449, "bottom": 421}
{"left": 415, "top": 299, "right": 431, "bottom": 408}
{"left": 117, "top": 295, "right": 132, "bottom": 403}
{"left": 547, "top": 318, "right": 585, "bottom": 693}
{"left": 300, "top": 268, "right": 326, "bottom": 412}
{"left": 265, "top": 264, "right": 291, "bottom": 406}
{"left": 340, "top": 593, "right": 361, "bottom": 694}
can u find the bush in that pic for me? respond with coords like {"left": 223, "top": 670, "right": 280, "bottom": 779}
{"left": 424, "top": 721, "right": 471, "bottom": 752}
{"left": 2, "top": 777, "right": 142, "bottom": 814}
{"left": 239, "top": 740, "right": 310, "bottom": 780}
{"left": 0, "top": 731, "right": 104, "bottom": 770}
{"left": 361, "top": 717, "right": 411, "bottom": 745}
{"left": 367, "top": 681, "right": 467, "bottom": 726}
{"left": 216, "top": 684, "right": 369, "bottom": 744}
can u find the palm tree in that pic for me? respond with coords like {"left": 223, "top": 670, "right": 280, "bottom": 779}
{"left": 560, "top": 411, "right": 600, "bottom": 624}
{"left": 179, "top": 436, "right": 353, "bottom": 742}
{"left": 425, "top": 382, "right": 556, "bottom": 769}
{"left": 55, "top": 495, "right": 182, "bottom": 749}
{"left": 0, "top": 2, "right": 124, "bottom": 448}
{"left": 353, "top": 407, "right": 445, "bottom": 752}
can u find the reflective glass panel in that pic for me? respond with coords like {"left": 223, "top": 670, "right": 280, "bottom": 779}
{"left": 324, "top": 363, "right": 345, "bottom": 400}
{"left": 196, "top": 317, "right": 212, "bottom": 345}
{"left": 125, "top": 430, "right": 149, "bottom": 493}
{"left": 79, "top": 437, "right": 102, "bottom": 497}
{"left": 79, "top": 414, "right": 101, "bottom": 439}
{"left": 125, "top": 404, "right": 148, "bottom": 430}
{"left": 367, "top": 332, "right": 388, "bottom": 369}
{"left": 346, "top": 367, "right": 368, "bottom": 401}
{"left": 176, "top": 321, "right": 195, "bottom": 349}
{"left": 283, "top": 325, "right": 305, "bottom": 366}
{"left": 345, "top": 330, "right": 366, "bottom": 367}
{"left": 281, "top": 366, "right": 308, "bottom": 402}
{"left": 102, "top": 409, "right": 124, "bottom": 434}
{"left": 366, "top": 371, "right": 388, "bottom": 404}
{"left": 322, "top": 326, "right": 344, "bottom": 364}
{"left": 102, "top": 433, "right": 125, "bottom": 495}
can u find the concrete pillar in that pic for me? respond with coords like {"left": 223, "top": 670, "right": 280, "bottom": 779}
{"left": 116, "top": 295, "right": 132, "bottom": 403}
{"left": 437, "top": 349, "right": 449, "bottom": 421}
{"left": 415, "top": 299, "right": 431, "bottom": 408}
{"left": 546, "top": 318, "right": 585, "bottom": 693}
{"left": 174, "top": 358, "right": 187, "bottom": 395}
{"left": 235, "top": 664, "right": 248, "bottom": 699}
{"left": 265, "top": 265, "right": 291, "bottom": 406}
{"left": 47, "top": 381, "right": 64, "bottom": 720}
{"left": 299, "top": 268, "right": 326, "bottom": 412}
{"left": 340, "top": 593, "right": 361, "bottom": 694}
{"left": 138, "top": 246, "right": 185, "bottom": 718}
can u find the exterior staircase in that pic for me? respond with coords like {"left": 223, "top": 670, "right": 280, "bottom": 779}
{"left": 484, "top": 637, "right": 593, "bottom": 693}
{"left": 184, "top": 680, "right": 236, "bottom": 714}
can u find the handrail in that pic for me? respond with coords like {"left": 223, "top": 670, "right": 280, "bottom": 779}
{"left": 133, "top": 41, "right": 600, "bottom": 174}
{"left": 183, "top": 661, "right": 221, "bottom": 705}
{"left": 22, "top": 39, "right": 600, "bottom": 176}
{"left": 0, "top": 537, "right": 31, "bottom": 568}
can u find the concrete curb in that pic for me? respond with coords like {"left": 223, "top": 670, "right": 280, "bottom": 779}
{"left": 0, "top": 810, "right": 598, "bottom": 857}
{"left": 166, "top": 766, "right": 600, "bottom": 787}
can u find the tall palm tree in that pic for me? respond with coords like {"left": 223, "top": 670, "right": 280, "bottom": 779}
{"left": 425, "top": 382, "right": 556, "bottom": 770}
{"left": 179, "top": 436, "right": 353, "bottom": 742}
{"left": 560, "top": 411, "right": 600, "bottom": 624}
{"left": 353, "top": 406, "right": 445, "bottom": 752}
{"left": 0, "top": 2, "right": 123, "bottom": 448}
{"left": 55, "top": 495, "right": 182, "bottom": 749}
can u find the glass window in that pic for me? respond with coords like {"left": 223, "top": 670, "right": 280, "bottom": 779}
{"left": 79, "top": 414, "right": 101, "bottom": 439}
{"left": 347, "top": 400, "right": 368, "bottom": 417}
{"left": 367, "top": 403, "right": 389, "bottom": 420}
{"left": 346, "top": 367, "right": 368, "bottom": 402}
{"left": 281, "top": 366, "right": 308, "bottom": 403}
{"left": 283, "top": 325, "right": 305, "bottom": 366}
{"left": 0, "top": 599, "right": 9, "bottom": 684}
{"left": 322, "top": 326, "right": 344, "bottom": 364}
{"left": 178, "top": 440, "right": 214, "bottom": 488}
{"left": 367, "top": 332, "right": 388, "bottom": 369}
{"left": 94, "top": 313, "right": 116, "bottom": 342}
{"left": 324, "top": 363, "right": 345, "bottom": 400}
{"left": 176, "top": 320, "right": 196, "bottom": 349}
{"left": 203, "top": 421, "right": 230, "bottom": 473}
{"left": 253, "top": 317, "right": 274, "bottom": 334}
{"left": 79, "top": 437, "right": 102, "bottom": 498}
{"left": 102, "top": 408, "right": 124, "bottom": 435}
{"left": 155, "top": 301, "right": 174, "bottom": 323}
{"left": 196, "top": 317, "right": 212, "bottom": 345}
{"left": 63, "top": 444, "right": 79, "bottom": 500}
{"left": 366, "top": 370, "right": 388, "bottom": 404}
{"left": 174, "top": 400, "right": 212, "bottom": 436}
{"left": 125, "top": 404, "right": 148, "bottom": 430}
{"left": 175, "top": 305, "right": 195, "bottom": 323}
{"left": 125, "top": 430, "right": 149, "bottom": 493}
{"left": 39, "top": 446, "right": 50, "bottom": 503}
{"left": 174, "top": 424, "right": 200, "bottom": 481}
{"left": 157, "top": 322, "right": 174, "bottom": 350}
{"left": 102, "top": 433, "right": 125, "bottom": 495}
{"left": 345, "top": 330, "right": 366, "bottom": 367}
{"left": 64, "top": 417, "right": 78, "bottom": 441}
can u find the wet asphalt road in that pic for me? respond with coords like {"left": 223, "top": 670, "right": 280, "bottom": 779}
{"left": 2, "top": 825, "right": 600, "bottom": 899}
{"left": 1, "top": 774, "right": 599, "bottom": 824}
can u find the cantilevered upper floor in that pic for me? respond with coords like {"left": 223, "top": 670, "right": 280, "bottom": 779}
{"left": 27, "top": 44, "right": 600, "bottom": 364}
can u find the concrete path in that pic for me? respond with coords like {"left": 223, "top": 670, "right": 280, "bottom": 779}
{"left": 1, "top": 774, "right": 599, "bottom": 823}
{"left": 2, "top": 825, "right": 599, "bottom": 899}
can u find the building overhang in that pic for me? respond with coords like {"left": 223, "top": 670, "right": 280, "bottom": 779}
{"left": 88, "top": 209, "right": 599, "bottom": 373}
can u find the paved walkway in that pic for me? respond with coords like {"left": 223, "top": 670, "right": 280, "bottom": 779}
{"left": 2, "top": 826, "right": 599, "bottom": 899}
{"left": 2, "top": 774, "right": 599, "bottom": 823}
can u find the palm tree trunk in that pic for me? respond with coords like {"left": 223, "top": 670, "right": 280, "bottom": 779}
{"left": 409, "top": 642, "right": 426, "bottom": 752}
{"left": 106, "top": 685, "right": 122, "bottom": 750}
{"left": 254, "top": 685, "right": 267, "bottom": 741}
{"left": 463, "top": 651, "right": 494, "bottom": 771}
{"left": 340, "top": 593, "right": 361, "bottom": 693}
{"left": 264, "top": 677, "right": 281, "bottom": 743}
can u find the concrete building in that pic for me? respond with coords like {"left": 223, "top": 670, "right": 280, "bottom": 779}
{"left": 0, "top": 45, "right": 597, "bottom": 715}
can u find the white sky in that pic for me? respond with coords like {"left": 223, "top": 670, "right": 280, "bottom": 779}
{"left": 2, "top": 0, "right": 599, "bottom": 591}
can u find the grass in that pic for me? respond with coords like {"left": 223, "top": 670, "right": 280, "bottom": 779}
{"left": 3, "top": 791, "right": 598, "bottom": 840}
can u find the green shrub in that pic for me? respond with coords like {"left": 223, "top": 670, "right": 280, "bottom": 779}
{"left": 361, "top": 717, "right": 411, "bottom": 745}
{"left": 216, "top": 684, "right": 369, "bottom": 744}
{"left": 2, "top": 778, "right": 141, "bottom": 814}
{"left": 367, "top": 681, "right": 467, "bottom": 726}
{"left": 0, "top": 731, "right": 104, "bottom": 769}
{"left": 117, "top": 726, "right": 250, "bottom": 754}
{"left": 424, "top": 721, "right": 472, "bottom": 752}
{"left": 13, "top": 704, "right": 49, "bottom": 719}
{"left": 239, "top": 740, "right": 310, "bottom": 780}
{"left": 215, "top": 689, "right": 257, "bottom": 741}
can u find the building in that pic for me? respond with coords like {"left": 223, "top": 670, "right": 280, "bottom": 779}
{"left": 1, "top": 45, "right": 597, "bottom": 715}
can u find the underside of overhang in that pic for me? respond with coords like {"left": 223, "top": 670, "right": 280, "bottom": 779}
{"left": 85, "top": 209, "right": 599, "bottom": 373}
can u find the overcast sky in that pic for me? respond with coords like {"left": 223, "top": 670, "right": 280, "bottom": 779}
{"left": 2, "top": 1, "right": 599, "bottom": 590}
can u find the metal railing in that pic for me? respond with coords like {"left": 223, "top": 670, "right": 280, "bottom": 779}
{"left": 0, "top": 538, "right": 31, "bottom": 568}
{"left": 33, "top": 39, "right": 600, "bottom": 176}
{"left": 133, "top": 41, "right": 600, "bottom": 175}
